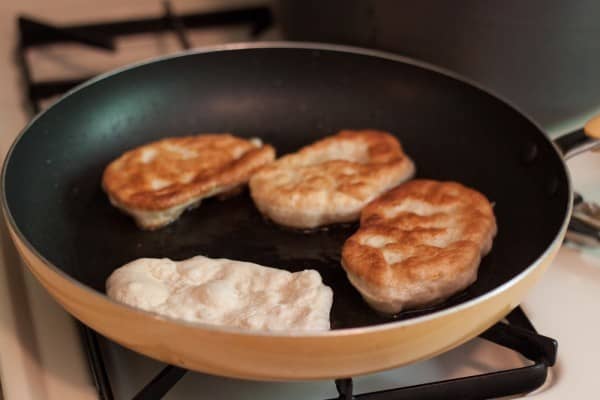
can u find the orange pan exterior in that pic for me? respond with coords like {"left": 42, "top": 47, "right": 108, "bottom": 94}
{"left": 6, "top": 222, "right": 563, "bottom": 380}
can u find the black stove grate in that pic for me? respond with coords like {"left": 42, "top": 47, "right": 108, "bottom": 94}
{"left": 16, "top": 6, "right": 557, "bottom": 400}
{"left": 83, "top": 306, "right": 557, "bottom": 400}
{"left": 16, "top": 0, "right": 272, "bottom": 113}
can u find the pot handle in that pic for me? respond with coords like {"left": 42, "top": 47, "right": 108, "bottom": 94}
{"left": 554, "top": 114, "right": 600, "bottom": 160}
{"left": 555, "top": 115, "right": 600, "bottom": 247}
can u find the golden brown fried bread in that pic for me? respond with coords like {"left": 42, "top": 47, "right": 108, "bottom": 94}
{"left": 342, "top": 180, "right": 497, "bottom": 314}
{"left": 103, "top": 134, "right": 275, "bottom": 229}
{"left": 249, "top": 130, "right": 415, "bottom": 229}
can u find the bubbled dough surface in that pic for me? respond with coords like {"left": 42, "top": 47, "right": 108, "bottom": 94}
{"left": 106, "top": 256, "right": 333, "bottom": 332}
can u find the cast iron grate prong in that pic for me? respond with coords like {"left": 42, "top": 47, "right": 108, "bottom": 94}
{"left": 162, "top": 0, "right": 191, "bottom": 50}
{"left": 18, "top": 16, "right": 115, "bottom": 50}
{"left": 336, "top": 378, "right": 354, "bottom": 400}
{"left": 78, "top": 324, "right": 114, "bottom": 400}
{"left": 132, "top": 365, "right": 187, "bottom": 400}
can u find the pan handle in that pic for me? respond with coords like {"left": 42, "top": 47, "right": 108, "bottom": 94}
{"left": 554, "top": 114, "right": 600, "bottom": 160}
{"left": 555, "top": 114, "right": 600, "bottom": 247}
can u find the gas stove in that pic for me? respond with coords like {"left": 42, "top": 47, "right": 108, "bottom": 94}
{"left": 1, "top": 2, "right": 599, "bottom": 399}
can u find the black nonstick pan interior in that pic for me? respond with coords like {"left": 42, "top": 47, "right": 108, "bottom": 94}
{"left": 3, "top": 45, "right": 569, "bottom": 329}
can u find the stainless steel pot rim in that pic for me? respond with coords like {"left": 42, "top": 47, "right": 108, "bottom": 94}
{"left": 0, "top": 41, "right": 573, "bottom": 338}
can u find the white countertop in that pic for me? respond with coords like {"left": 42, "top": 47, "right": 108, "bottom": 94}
{"left": 0, "top": 2, "right": 599, "bottom": 399}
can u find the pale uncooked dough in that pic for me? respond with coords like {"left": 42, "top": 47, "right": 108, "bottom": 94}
{"left": 106, "top": 256, "right": 333, "bottom": 332}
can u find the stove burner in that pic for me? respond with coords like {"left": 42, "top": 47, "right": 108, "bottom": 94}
{"left": 15, "top": 6, "right": 557, "bottom": 399}
{"left": 81, "top": 306, "right": 557, "bottom": 400}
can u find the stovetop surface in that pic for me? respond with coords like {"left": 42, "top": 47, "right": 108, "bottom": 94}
{"left": 101, "top": 336, "right": 528, "bottom": 399}
{"left": 95, "top": 307, "right": 551, "bottom": 399}
{"left": 1, "top": 1, "right": 599, "bottom": 400}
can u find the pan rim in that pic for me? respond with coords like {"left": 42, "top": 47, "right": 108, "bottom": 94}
{"left": 0, "top": 41, "right": 573, "bottom": 338}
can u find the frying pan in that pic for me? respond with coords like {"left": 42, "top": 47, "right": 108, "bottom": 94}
{"left": 2, "top": 43, "right": 599, "bottom": 381}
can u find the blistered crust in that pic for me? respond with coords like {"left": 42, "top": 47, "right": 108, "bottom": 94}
{"left": 342, "top": 180, "right": 497, "bottom": 314}
{"left": 249, "top": 130, "right": 415, "bottom": 228}
{"left": 102, "top": 134, "right": 275, "bottom": 229}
